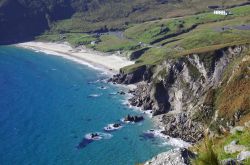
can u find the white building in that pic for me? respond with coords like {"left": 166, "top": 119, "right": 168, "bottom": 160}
{"left": 213, "top": 10, "right": 231, "bottom": 15}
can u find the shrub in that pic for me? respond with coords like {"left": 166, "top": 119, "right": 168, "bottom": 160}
{"left": 192, "top": 139, "right": 220, "bottom": 165}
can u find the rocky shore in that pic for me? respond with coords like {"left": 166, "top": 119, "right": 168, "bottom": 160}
{"left": 108, "top": 43, "right": 250, "bottom": 164}
{"left": 109, "top": 45, "right": 249, "bottom": 144}
{"left": 144, "top": 148, "right": 195, "bottom": 165}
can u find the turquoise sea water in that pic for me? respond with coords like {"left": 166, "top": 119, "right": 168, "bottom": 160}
{"left": 0, "top": 46, "right": 171, "bottom": 165}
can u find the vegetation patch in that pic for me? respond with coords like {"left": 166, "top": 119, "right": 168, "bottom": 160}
{"left": 36, "top": 33, "right": 96, "bottom": 47}
{"left": 192, "top": 129, "right": 250, "bottom": 164}
{"left": 93, "top": 34, "right": 138, "bottom": 52}
{"left": 184, "top": 58, "right": 201, "bottom": 80}
{"left": 215, "top": 56, "right": 250, "bottom": 124}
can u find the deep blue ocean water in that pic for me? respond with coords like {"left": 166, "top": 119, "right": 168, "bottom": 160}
{"left": 0, "top": 46, "right": 171, "bottom": 165}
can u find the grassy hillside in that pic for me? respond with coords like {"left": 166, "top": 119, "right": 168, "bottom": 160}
{"left": 49, "top": 0, "right": 250, "bottom": 33}
{"left": 192, "top": 128, "right": 250, "bottom": 165}
{"left": 1, "top": 0, "right": 249, "bottom": 44}
{"left": 192, "top": 54, "right": 250, "bottom": 164}
{"left": 121, "top": 5, "right": 250, "bottom": 73}
{"left": 37, "top": 4, "right": 250, "bottom": 74}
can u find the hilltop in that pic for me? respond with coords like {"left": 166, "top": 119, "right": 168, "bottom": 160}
{"left": 0, "top": 0, "right": 249, "bottom": 44}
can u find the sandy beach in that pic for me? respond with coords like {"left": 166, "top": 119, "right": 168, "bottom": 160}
{"left": 16, "top": 42, "right": 134, "bottom": 73}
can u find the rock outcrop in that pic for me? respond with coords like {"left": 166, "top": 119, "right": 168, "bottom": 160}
{"left": 144, "top": 148, "right": 195, "bottom": 165}
{"left": 109, "top": 65, "right": 152, "bottom": 84}
{"left": 110, "top": 44, "right": 250, "bottom": 143}
{"left": 224, "top": 141, "right": 247, "bottom": 154}
{"left": 124, "top": 115, "right": 144, "bottom": 122}
{"left": 237, "top": 151, "right": 250, "bottom": 161}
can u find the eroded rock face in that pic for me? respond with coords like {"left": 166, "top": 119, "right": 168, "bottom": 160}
{"left": 224, "top": 143, "right": 247, "bottom": 154}
{"left": 136, "top": 46, "right": 247, "bottom": 142}
{"left": 128, "top": 84, "right": 153, "bottom": 110}
{"left": 144, "top": 148, "right": 195, "bottom": 165}
{"left": 161, "top": 113, "right": 204, "bottom": 143}
{"left": 110, "top": 45, "right": 249, "bottom": 142}
{"left": 109, "top": 65, "right": 152, "bottom": 84}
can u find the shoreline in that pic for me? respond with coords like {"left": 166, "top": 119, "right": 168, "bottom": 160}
{"left": 16, "top": 41, "right": 134, "bottom": 75}
{"left": 15, "top": 41, "right": 191, "bottom": 155}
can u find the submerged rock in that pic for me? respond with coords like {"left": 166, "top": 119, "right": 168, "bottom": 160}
{"left": 117, "top": 90, "right": 126, "bottom": 95}
{"left": 104, "top": 123, "right": 122, "bottom": 131}
{"left": 113, "top": 123, "right": 121, "bottom": 128}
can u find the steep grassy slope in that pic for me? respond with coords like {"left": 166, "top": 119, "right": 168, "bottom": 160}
{"left": 192, "top": 54, "right": 250, "bottom": 163}
{"left": 192, "top": 128, "right": 250, "bottom": 165}
{"left": 49, "top": 0, "right": 250, "bottom": 33}
{"left": 1, "top": 0, "right": 249, "bottom": 44}
{"left": 216, "top": 53, "right": 250, "bottom": 126}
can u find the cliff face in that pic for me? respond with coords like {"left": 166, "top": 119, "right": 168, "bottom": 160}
{"left": 110, "top": 44, "right": 250, "bottom": 143}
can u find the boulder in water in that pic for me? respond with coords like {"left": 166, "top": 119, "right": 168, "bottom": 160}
{"left": 124, "top": 114, "right": 144, "bottom": 122}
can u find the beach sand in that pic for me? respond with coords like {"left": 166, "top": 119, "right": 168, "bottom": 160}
{"left": 16, "top": 42, "right": 134, "bottom": 73}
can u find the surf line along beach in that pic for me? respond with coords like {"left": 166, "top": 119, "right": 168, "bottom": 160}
{"left": 13, "top": 41, "right": 192, "bottom": 163}
{"left": 16, "top": 41, "right": 191, "bottom": 149}
{"left": 16, "top": 41, "right": 134, "bottom": 73}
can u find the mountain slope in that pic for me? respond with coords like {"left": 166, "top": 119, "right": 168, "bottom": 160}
{"left": 0, "top": 0, "right": 249, "bottom": 44}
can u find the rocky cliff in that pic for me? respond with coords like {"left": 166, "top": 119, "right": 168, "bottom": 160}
{"left": 110, "top": 44, "right": 250, "bottom": 143}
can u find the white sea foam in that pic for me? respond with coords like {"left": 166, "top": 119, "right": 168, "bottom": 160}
{"left": 85, "top": 132, "right": 113, "bottom": 140}
{"left": 144, "top": 129, "right": 192, "bottom": 148}
{"left": 19, "top": 45, "right": 111, "bottom": 74}
{"left": 99, "top": 132, "right": 113, "bottom": 139}
{"left": 97, "top": 86, "right": 109, "bottom": 90}
{"left": 88, "top": 80, "right": 100, "bottom": 84}
{"left": 85, "top": 133, "right": 102, "bottom": 140}
{"left": 104, "top": 123, "right": 123, "bottom": 131}
{"left": 88, "top": 94, "right": 102, "bottom": 97}
{"left": 121, "top": 99, "right": 153, "bottom": 117}
{"left": 109, "top": 92, "right": 117, "bottom": 95}
{"left": 120, "top": 118, "right": 131, "bottom": 124}
{"left": 17, "top": 42, "right": 134, "bottom": 74}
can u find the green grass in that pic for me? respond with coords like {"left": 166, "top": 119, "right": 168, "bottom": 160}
{"left": 46, "top": 0, "right": 250, "bottom": 35}
{"left": 36, "top": 34, "right": 62, "bottom": 42}
{"left": 192, "top": 139, "right": 220, "bottom": 165}
{"left": 66, "top": 33, "right": 96, "bottom": 46}
{"left": 121, "top": 47, "right": 174, "bottom": 73}
{"left": 124, "top": 5, "right": 250, "bottom": 45}
{"left": 192, "top": 129, "right": 250, "bottom": 165}
{"left": 36, "top": 33, "right": 96, "bottom": 47}
{"left": 37, "top": 4, "right": 250, "bottom": 75}
{"left": 93, "top": 34, "right": 138, "bottom": 52}
{"left": 122, "top": 12, "right": 250, "bottom": 73}
{"left": 217, "top": 129, "right": 250, "bottom": 161}
{"left": 121, "top": 5, "right": 250, "bottom": 74}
